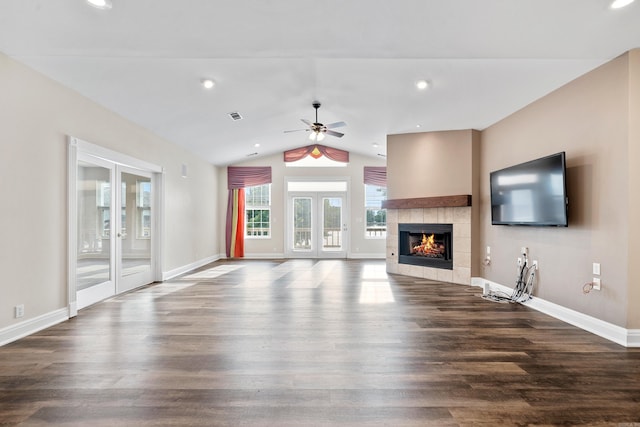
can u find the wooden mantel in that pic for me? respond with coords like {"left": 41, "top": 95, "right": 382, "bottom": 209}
{"left": 382, "top": 195, "right": 471, "bottom": 209}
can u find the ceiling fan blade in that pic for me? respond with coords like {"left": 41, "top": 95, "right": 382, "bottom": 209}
{"left": 301, "top": 119, "right": 312, "bottom": 126}
{"left": 326, "top": 121, "right": 346, "bottom": 129}
{"left": 284, "top": 129, "right": 309, "bottom": 133}
{"left": 326, "top": 130, "right": 344, "bottom": 138}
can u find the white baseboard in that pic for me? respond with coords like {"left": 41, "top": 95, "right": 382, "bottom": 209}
{"left": 472, "top": 277, "right": 639, "bottom": 348}
{"left": 162, "top": 254, "right": 221, "bottom": 281}
{"left": 348, "top": 252, "right": 386, "bottom": 259}
{"left": 0, "top": 308, "right": 69, "bottom": 347}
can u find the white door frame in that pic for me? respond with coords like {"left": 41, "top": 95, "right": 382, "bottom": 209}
{"left": 68, "top": 137, "right": 164, "bottom": 316}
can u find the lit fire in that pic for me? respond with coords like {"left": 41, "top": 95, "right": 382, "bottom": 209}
{"left": 412, "top": 233, "right": 445, "bottom": 257}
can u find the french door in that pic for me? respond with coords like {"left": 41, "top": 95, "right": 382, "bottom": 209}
{"left": 73, "top": 144, "right": 158, "bottom": 311}
{"left": 286, "top": 192, "right": 348, "bottom": 258}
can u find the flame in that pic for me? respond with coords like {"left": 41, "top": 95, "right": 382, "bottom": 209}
{"left": 412, "top": 233, "right": 444, "bottom": 257}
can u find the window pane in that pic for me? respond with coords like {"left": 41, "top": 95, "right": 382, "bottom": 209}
{"left": 365, "top": 184, "right": 387, "bottom": 238}
{"left": 245, "top": 184, "right": 271, "bottom": 237}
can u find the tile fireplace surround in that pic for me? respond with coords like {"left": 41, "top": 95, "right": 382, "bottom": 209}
{"left": 384, "top": 196, "right": 472, "bottom": 285}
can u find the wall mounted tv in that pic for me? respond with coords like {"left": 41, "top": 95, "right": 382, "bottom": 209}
{"left": 490, "top": 152, "right": 568, "bottom": 227}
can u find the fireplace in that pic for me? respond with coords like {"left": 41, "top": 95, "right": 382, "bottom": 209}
{"left": 398, "top": 223, "right": 453, "bottom": 270}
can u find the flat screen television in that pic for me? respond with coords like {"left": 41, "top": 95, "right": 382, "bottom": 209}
{"left": 490, "top": 152, "right": 568, "bottom": 227}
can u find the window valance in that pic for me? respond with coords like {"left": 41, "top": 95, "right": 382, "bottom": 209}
{"left": 227, "top": 166, "right": 272, "bottom": 189}
{"left": 283, "top": 144, "right": 349, "bottom": 163}
{"left": 364, "top": 166, "right": 387, "bottom": 187}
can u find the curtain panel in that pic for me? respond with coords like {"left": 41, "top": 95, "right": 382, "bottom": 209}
{"left": 364, "top": 166, "right": 387, "bottom": 187}
{"left": 225, "top": 166, "right": 271, "bottom": 258}
{"left": 283, "top": 144, "right": 349, "bottom": 163}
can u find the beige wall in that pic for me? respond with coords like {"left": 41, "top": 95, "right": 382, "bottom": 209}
{"left": 0, "top": 53, "right": 219, "bottom": 329}
{"left": 480, "top": 52, "right": 634, "bottom": 327}
{"left": 627, "top": 50, "right": 640, "bottom": 328}
{"left": 219, "top": 151, "right": 387, "bottom": 258}
{"left": 387, "top": 130, "right": 477, "bottom": 199}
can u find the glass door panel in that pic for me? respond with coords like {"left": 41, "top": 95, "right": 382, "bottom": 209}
{"left": 76, "top": 157, "right": 115, "bottom": 308}
{"left": 292, "top": 197, "right": 312, "bottom": 251}
{"left": 118, "top": 169, "right": 153, "bottom": 292}
{"left": 322, "top": 197, "right": 343, "bottom": 252}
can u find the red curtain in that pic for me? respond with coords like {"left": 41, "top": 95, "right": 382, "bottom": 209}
{"left": 283, "top": 144, "right": 349, "bottom": 163}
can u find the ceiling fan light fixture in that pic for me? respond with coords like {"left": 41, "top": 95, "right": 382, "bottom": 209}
{"left": 611, "top": 0, "right": 635, "bottom": 8}
{"left": 415, "top": 79, "right": 429, "bottom": 90}
{"left": 309, "top": 131, "right": 325, "bottom": 142}
{"left": 86, "top": 0, "right": 113, "bottom": 10}
{"left": 201, "top": 79, "right": 215, "bottom": 89}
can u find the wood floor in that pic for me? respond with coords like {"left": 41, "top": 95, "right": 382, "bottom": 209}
{"left": 1, "top": 259, "right": 640, "bottom": 426}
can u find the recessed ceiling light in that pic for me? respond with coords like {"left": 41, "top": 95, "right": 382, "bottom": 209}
{"left": 415, "top": 80, "right": 429, "bottom": 90}
{"left": 254, "top": 143, "right": 261, "bottom": 148}
{"left": 86, "top": 0, "right": 113, "bottom": 10}
{"left": 611, "top": 0, "right": 635, "bottom": 8}
{"left": 416, "top": 124, "right": 422, "bottom": 128}
{"left": 372, "top": 143, "right": 379, "bottom": 148}
{"left": 201, "top": 79, "right": 215, "bottom": 89}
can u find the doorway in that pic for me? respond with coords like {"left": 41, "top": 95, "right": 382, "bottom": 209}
{"left": 285, "top": 179, "right": 349, "bottom": 258}
{"left": 69, "top": 138, "right": 162, "bottom": 313}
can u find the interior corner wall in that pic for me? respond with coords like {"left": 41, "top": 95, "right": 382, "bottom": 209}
{"left": 0, "top": 52, "right": 219, "bottom": 331}
{"left": 219, "top": 151, "right": 387, "bottom": 258}
{"left": 626, "top": 49, "right": 640, "bottom": 329}
{"left": 479, "top": 52, "right": 631, "bottom": 327}
{"left": 386, "top": 130, "right": 475, "bottom": 200}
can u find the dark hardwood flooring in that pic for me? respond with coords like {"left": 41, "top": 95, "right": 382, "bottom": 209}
{"left": 1, "top": 259, "right": 640, "bottom": 426}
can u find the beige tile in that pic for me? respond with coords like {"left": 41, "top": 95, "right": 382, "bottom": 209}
{"left": 399, "top": 263, "right": 423, "bottom": 278}
{"left": 454, "top": 222, "right": 471, "bottom": 238}
{"left": 398, "top": 209, "right": 412, "bottom": 223}
{"left": 409, "top": 209, "right": 423, "bottom": 223}
{"left": 453, "top": 267, "right": 471, "bottom": 285}
{"left": 453, "top": 251, "right": 471, "bottom": 268}
{"left": 453, "top": 207, "right": 471, "bottom": 224}
{"left": 437, "top": 269, "right": 454, "bottom": 283}
{"left": 423, "top": 267, "right": 438, "bottom": 281}
{"left": 424, "top": 208, "right": 438, "bottom": 223}
{"left": 453, "top": 236, "right": 471, "bottom": 253}
{"left": 438, "top": 207, "right": 454, "bottom": 223}
{"left": 386, "top": 261, "right": 399, "bottom": 274}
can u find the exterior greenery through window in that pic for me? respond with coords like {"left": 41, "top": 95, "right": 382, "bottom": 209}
{"left": 246, "top": 184, "right": 271, "bottom": 238}
{"left": 365, "top": 184, "right": 387, "bottom": 238}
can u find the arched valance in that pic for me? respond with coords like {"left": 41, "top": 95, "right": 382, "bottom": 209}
{"left": 283, "top": 144, "right": 349, "bottom": 163}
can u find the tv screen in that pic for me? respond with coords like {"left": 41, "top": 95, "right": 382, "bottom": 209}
{"left": 490, "top": 152, "right": 568, "bottom": 227}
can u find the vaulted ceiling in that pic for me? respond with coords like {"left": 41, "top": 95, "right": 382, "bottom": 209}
{"left": 1, "top": 0, "right": 639, "bottom": 166}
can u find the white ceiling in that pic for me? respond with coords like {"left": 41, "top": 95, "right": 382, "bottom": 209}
{"left": 1, "top": 0, "right": 639, "bottom": 166}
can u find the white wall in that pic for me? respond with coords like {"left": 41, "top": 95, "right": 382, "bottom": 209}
{"left": 218, "top": 151, "right": 387, "bottom": 258}
{"left": 0, "top": 52, "right": 220, "bottom": 331}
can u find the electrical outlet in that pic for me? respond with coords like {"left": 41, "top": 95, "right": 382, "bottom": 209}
{"left": 592, "top": 277, "right": 601, "bottom": 291}
{"left": 521, "top": 246, "right": 528, "bottom": 256}
{"left": 593, "top": 263, "right": 601, "bottom": 275}
{"left": 15, "top": 304, "right": 24, "bottom": 318}
{"left": 533, "top": 260, "right": 539, "bottom": 270}
{"left": 486, "top": 246, "right": 491, "bottom": 255}
{"left": 517, "top": 257, "right": 522, "bottom": 266}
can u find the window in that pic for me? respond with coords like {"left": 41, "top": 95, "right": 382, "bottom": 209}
{"left": 245, "top": 184, "right": 271, "bottom": 238}
{"left": 365, "top": 184, "right": 387, "bottom": 238}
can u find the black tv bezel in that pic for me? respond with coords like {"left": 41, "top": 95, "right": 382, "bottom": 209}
{"left": 490, "top": 151, "right": 568, "bottom": 227}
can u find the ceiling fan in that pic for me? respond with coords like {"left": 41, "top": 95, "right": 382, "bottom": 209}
{"left": 284, "top": 101, "right": 346, "bottom": 142}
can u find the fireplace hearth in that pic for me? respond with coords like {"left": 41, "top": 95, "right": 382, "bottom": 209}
{"left": 398, "top": 223, "right": 453, "bottom": 270}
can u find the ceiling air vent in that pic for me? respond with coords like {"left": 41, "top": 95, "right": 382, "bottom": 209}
{"left": 228, "top": 112, "right": 243, "bottom": 121}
